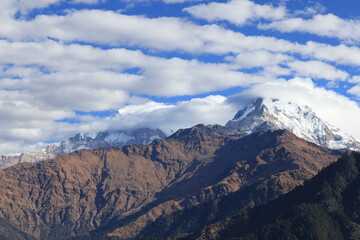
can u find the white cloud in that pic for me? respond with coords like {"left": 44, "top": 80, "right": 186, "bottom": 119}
{"left": 348, "top": 85, "right": 360, "bottom": 98}
{"left": 119, "top": 0, "right": 201, "bottom": 4}
{"left": 226, "top": 50, "right": 292, "bottom": 68}
{"left": 0, "top": 90, "right": 77, "bottom": 154}
{"left": 184, "top": 0, "right": 286, "bottom": 26}
{"left": 229, "top": 78, "right": 360, "bottom": 139}
{"left": 225, "top": 50, "right": 350, "bottom": 81}
{"left": 0, "top": 40, "right": 266, "bottom": 100}
{"left": 70, "top": 0, "right": 105, "bottom": 4}
{"left": 106, "top": 95, "right": 237, "bottom": 134}
{"left": 295, "top": 41, "right": 360, "bottom": 67}
{"left": 260, "top": 65, "right": 291, "bottom": 78}
{"left": 1, "top": 9, "right": 360, "bottom": 69}
{"left": 0, "top": 141, "right": 48, "bottom": 156}
{"left": 286, "top": 60, "right": 349, "bottom": 81}
{"left": 0, "top": 93, "right": 72, "bottom": 121}
{"left": 350, "top": 76, "right": 360, "bottom": 83}
{"left": 37, "top": 87, "right": 129, "bottom": 111}
{"left": 293, "top": 3, "right": 326, "bottom": 17}
{"left": 118, "top": 102, "right": 174, "bottom": 116}
{"left": 0, "top": 0, "right": 106, "bottom": 18}
{"left": 0, "top": 10, "right": 208, "bottom": 51}
{"left": 16, "top": 0, "right": 61, "bottom": 14}
{"left": 260, "top": 14, "right": 360, "bottom": 43}
{"left": 138, "top": 57, "right": 264, "bottom": 96}
{"left": 163, "top": 0, "right": 200, "bottom": 3}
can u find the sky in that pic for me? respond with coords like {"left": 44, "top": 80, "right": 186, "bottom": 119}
{"left": 1, "top": 0, "right": 360, "bottom": 154}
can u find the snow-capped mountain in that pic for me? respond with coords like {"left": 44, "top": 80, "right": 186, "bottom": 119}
{"left": 226, "top": 98, "right": 360, "bottom": 151}
{"left": 0, "top": 128, "right": 166, "bottom": 169}
{"left": 50, "top": 128, "right": 166, "bottom": 154}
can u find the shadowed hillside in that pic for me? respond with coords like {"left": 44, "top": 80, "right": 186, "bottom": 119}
{"left": 177, "top": 152, "right": 360, "bottom": 240}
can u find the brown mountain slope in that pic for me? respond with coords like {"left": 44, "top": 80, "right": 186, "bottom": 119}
{"left": 0, "top": 125, "right": 343, "bottom": 239}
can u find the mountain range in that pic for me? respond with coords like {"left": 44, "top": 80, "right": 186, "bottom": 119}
{"left": 0, "top": 128, "right": 166, "bottom": 170}
{"left": 0, "top": 127, "right": 344, "bottom": 239}
{"left": 0, "top": 98, "right": 358, "bottom": 239}
{"left": 2, "top": 98, "right": 358, "bottom": 171}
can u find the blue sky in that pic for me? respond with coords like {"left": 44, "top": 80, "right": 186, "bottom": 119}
{"left": 1, "top": 0, "right": 360, "bottom": 154}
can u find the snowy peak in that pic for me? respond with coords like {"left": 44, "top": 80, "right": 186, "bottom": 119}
{"left": 226, "top": 98, "right": 360, "bottom": 151}
{"left": 48, "top": 128, "right": 167, "bottom": 155}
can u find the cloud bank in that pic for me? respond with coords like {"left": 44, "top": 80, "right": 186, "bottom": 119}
{"left": 0, "top": 0, "right": 360, "bottom": 154}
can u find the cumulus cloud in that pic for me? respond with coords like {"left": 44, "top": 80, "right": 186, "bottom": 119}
{"left": 137, "top": 57, "right": 265, "bottom": 96}
{"left": 0, "top": 0, "right": 106, "bottom": 18}
{"left": 297, "top": 41, "right": 360, "bottom": 66}
{"left": 184, "top": 0, "right": 286, "bottom": 26}
{"left": 0, "top": 9, "right": 289, "bottom": 55}
{"left": 0, "top": 90, "right": 76, "bottom": 154}
{"left": 225, "top": 50, "right": 292, "bottom": 69}
{"left": 0, "top": 9, "right": 360, "bottom": 69}
{"left": 225, "top": 51, "right": 350, "bottom": 81}
{"left": 12, "top": 0, "right": 61, "bottom": 14}
{"left": 163, "top": 0, "right": 201, "bottom": 3}
{"left": 260, "top": 14, "right": 360, "bottom": 44}
{"left": 286, "top": 60, "right": 349, "bottom": 81}
{"left": 348, "top": 85, "right": 360, "bottom": 98}
{"left": 106, "top": 95, "right": 237, "bottom": 134}
{"left": 120, "top": 0, "right": 201, "bottom": 3}
{"left": 0, "top": 40, "right": 266, "bottom": 102}
{"left": 70, "top": 0, "right": 105, "bottom": 4}
{"left": 350, "top": 76, "right": 360, "bottom": 83}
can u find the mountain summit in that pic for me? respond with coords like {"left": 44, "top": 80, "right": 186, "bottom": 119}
{"left": 226, "top": 98, "right": 360, "bottom": 151}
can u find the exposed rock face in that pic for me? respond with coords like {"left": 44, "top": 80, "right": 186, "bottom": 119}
{"left": 226, "top": 98, "right": 360, "bottom": 151}
{"left": 0, "top": 125, "right": 342, "bottom": 239}
{"left": 0, "top": 128, "right": 166, "bottom": 170}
